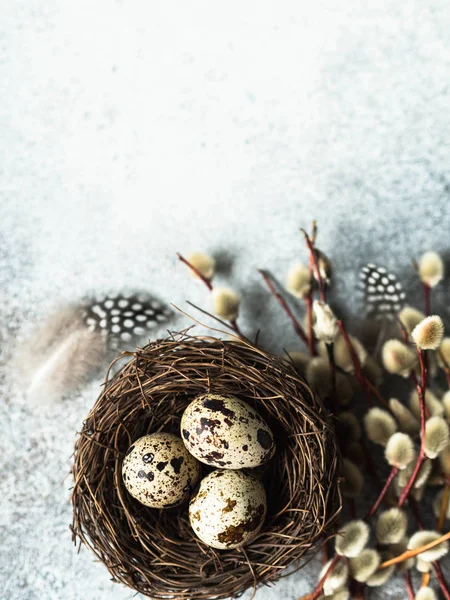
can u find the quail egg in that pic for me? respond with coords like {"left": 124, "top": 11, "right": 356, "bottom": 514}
{"left": 189, "top": 469, "right": 267, "bottom": 549}
{"left": 122, "top": 432, "right": 201, "bottom": 508}
{"left": 181, "top": 393, "right": 275, "bottom": 469}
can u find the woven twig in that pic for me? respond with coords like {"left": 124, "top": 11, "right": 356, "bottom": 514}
{"left": 71, "top": 331, "right": 341, "bottom": 599}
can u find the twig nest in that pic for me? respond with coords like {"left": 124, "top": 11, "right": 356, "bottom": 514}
{"left": 189, "top": 469, "right": 266, "bottom": 549}
{"left": 71, "top": 333, "right": 340, "bottom": 599}
{"left": 181, "top": 393, "right": 276, "bottom": 469}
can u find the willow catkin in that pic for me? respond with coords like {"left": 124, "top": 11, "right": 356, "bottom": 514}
{"left": 382, "top": 339, "right": 418, "bottom": 377}
{"left": 384, "top": 433, "right": 415, "bottom": 469}
{"left": 398, "top": 457, "right": 432, "bottom": 489}
{"left": 432, "top": 488, "right": 450, "bottom": 521}
{"left": 388, "top": 398, "right": 420, "bottom": 435}
{"left": 366, "top": 563, "right": 395, "bottom": 587}
{"left": 409, "top": 389, "right": 444, "bottom": 419}
{"left": 305, "top": 357, "right": 332, "bottom": 398}
{"left": 399, "top": 306, "right": 426, "bottom": 334}
{"left": 319, "top": 558, "right": 349, "bottom": 596}
{"left": 313, "top": 301, "right": 339, "bottom": 344}
{"left": 424, "top": 416, "right": 450, "bottom": 459}
{"left": 414, "top": 586, "right": 438, "bottom": 600}
{"left": 376, "top": 508, "right": 408, "bottom": 544}
{"left": 286, "top": 263, "right": 311, "bottom": 298}
{"left": 411, "top": 316, "right": 445, "bottom": 350}
{"left": 335, "top": 520, "right": 370, "bottom": 558}
{"left": 407, "top": 530, "right": 449, "bottom": 562}
{"left": 349, "top": 549, "right": 381, "bottom": 583}
{"left": 418, "top": 251, "right": 444, "bottom": 288}
{"left": 211, "top": 288, "right": 241, "bottom": 320}
{"left": 364, "top": 408, "right": 397, "bottom": 446}
{"left": 341, "top": 459, "right": 364, "bottom": 498}
{"left": 187, "top": 252, "right": 215, "bottom": 280}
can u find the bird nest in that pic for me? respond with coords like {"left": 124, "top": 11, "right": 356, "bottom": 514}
{"left": 71, "top": 333, "right": 341, "bottom": 599}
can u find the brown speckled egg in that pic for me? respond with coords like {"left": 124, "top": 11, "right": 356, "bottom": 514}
{"left": 189, "top": 469, "right": 267, "bottom": 549}
{"left": 122, "top": 433, "right": 201, "bottom": 509}
{"left": 181, "top": 393, "right": 275, "bottom": 469}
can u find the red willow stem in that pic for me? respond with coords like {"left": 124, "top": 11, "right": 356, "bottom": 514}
{"left": 409, "top": 498, "right": 450, "bottom": 600}
{"left": 178, "top": 252, "right": 246, "bottom": 340}
{"left": 177, "top": 253, "right": 213, "bottom": 291}
{"left": 258, "top": 270, "right": 309, "bottom": 347}
{"left": 325, "top": 342, "right": 338, "bottom": 412}
{"left": 301, "top": 228, "right": 326, "bottom": 303}
{"left": 403, "top": 571, "right": 415, "bottom": 600}
{"left": 365, "top": 466, "right": 398, "bottom": 520}
{"left": 304, "top": 294, "right": 316, "bottom": 356}
{"left": 398, "top": 348, "right": 427, "bottom": 507}
{"left": 300, "top": 554, "right": 341, "bottom": 600}
{"left": 336, "top": 320, "right": 373, "bottom": 407}
{"left": 433, "top": 561, "right": 450, "bottom": 600}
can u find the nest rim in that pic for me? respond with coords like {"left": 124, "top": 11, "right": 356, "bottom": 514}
{"left": 71, "top": 332, "right": 341, "bottom": 599}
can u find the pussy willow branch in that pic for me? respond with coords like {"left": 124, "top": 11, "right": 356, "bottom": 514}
{"left": 258, "top": 270, "right": 309, "bottom": 347}
{"left": 301, "top": 228, "right": 326, "bottom": 303}
{"left": 177, "top": 252, "right": 213, "bottom": 291}
{"left": 398, "top": 348, "right": 427, "bottom": 507}
{"left": 177, "top": 252, "right": 244, "bottom": 339}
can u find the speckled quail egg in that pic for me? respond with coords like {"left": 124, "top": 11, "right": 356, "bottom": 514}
{"left": 181, "top": 393, "right": 276, "bottom": 469}
{"left": 189, "top": 469, "right": 267, "bottom": 549}
{"left": 122, "top": 432, "right": 201, "bottom": 509}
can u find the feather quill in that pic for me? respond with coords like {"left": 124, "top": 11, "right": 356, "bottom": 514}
{"left": 13, "top": 305, "right": 106, "bottom": 405}
{"left": 13, "top": 293, "right": 171, "bottom": 405}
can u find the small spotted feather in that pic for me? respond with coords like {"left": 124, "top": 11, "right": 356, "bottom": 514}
{"left": 82, "top": 293, "right": 171, "bottom": 345}
{"left": 360, "top": 264, "right": 406, "bottom": 320}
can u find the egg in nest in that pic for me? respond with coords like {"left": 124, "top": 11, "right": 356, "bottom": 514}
{"left": 122, "top": 432, "right": 201, "bottom": 509}
{"left": 189, "top": 469, "right": 267, "bottom": 549}
{"left": 181, "top": 393, "right": 276, "bottom": 469}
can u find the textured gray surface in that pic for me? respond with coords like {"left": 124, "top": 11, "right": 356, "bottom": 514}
{"left": 1, "top": 1, "right": 450, "bottom": 598}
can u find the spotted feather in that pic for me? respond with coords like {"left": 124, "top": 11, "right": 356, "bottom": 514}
{"left": 359, "top": 264, "right": 406, "bottom": 320}
{"left": 82, "top": 293, "right": 171, "bottom": 346}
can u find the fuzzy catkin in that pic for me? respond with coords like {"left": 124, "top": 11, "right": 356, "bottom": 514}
{"left": 424, "top": 416, "right": 450, "bottom": 459}
{"left": 366, "top": 563, "right": 395, "bottom": 587}
{"left": 399, "top": 306, "right": 426, "bottom": 334}
{"left": 335, "top": 520, "right": 370, "bottom": 558}
{"left": 376, "top": 508, "right": 408, "bottom": 544}
{"left": 409, "top": 389, "right": 444, "bottom": 419}
{"left": 407, "top": 530, "right": 449, "bottom": 562}
{"left": 286, "top": 263, "right": 311, "bottom": 298}
{"left": 349, "top": 549, "right": 381, "bottom": 583}
{"left": 418, "top": 251, "right": 444, "bottom": 288}
{"left": 398, "top": 457, "right": 432, "bottom": 489}
{"left": 411, "top": 315, "right": 445, "bottom": 350}
{"left": 414, "top": 587, "right": 438, "bottom": 600}
{"left": 364, "top": 408, "right": 397, "bottom": 446}
{"left": 388, "top": 398, "right": 419, "bottom": 435}
{"left": 211, "top": 288, "right": 240, "bottom": 320}
{"left": 432, "top": 488, "right": 450, "bottom": 521}
{"left": 187, "top": 252, "right": 215, "bottom": 280}
{"left": 384, "top": 432, "right": 415, "bottom": 469}
{"left": 319, "top": 558, "right": 349, "bottom": 596}
{"left": 312, "top": 301, "right": 339, "bottom": 344}
{"left": 382, "top": 339, "right": 417, "bottom": 377}
{"left": 341, "top": 459, "right": 364, "bottom": 498}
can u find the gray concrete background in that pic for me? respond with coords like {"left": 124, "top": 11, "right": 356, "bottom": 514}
{"left": 1, "top": 1, "right": 450, "bottom": 598}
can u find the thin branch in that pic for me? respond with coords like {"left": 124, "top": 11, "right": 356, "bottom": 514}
{"left": 258, "top": 270, "right": 309, "bottom": 347}
{"left": 177, "top": 253, "right": 213, "bottom": 291}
